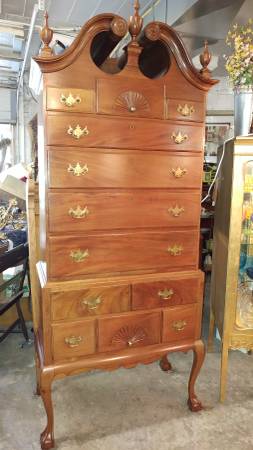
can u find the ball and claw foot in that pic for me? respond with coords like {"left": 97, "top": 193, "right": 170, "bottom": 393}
{"left": 187, "top": 395, "right": 203, "bottom": 412}
{"left": 159, "top": 356, "right": 172, "bottom": 372}
{"left": 40, "top": 429, "right": 55, "bottom": 450}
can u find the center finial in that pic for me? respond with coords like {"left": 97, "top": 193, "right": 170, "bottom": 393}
{"left": 129, "top": 0, "right": 143, "bottom": 43}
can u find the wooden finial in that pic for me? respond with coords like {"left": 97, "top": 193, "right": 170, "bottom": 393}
{"left": 129, "top": 0, "right": 143, "bottom": 44}
{"left": 200, "top": 40, "right": 211, "bottom": 78}
{"left": 40, "top": 11, "right": 53, "bottom": 58}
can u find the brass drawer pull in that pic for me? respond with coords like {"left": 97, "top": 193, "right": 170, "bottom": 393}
{"left": 168, "top": 205, "right": 185, "bottom": 217}
{"left": 70, "top": 249, "right": 89, "bottom": 262}
{"left": 158, "top": 288, "right": 174, "bottom": 300}
{"left": 68, "top": 205, "right": 89, "bottom": 219}
{"left": 171, "top": 167, "right": 187, "bottom": 178}
{"left": 167, "top": 245, "right": 183, "bottom": 256}
{"left": 67, "top": 162, "right": 88, "bottom": 176}
{"left": 81, "top": 296, "right": 102, "bottom": 310}
{"left": 67, "top": 124, "right": 89, "bottom": 139}
{"left": 64, "top": 335, "right": 83, "bottom": 347}
{"left": 60, "top": 93, "right": 81, "bottom": 107}
{"left": 171, "top": 131, "right": 188, "bottom": 144}
{"left": 177, "top": 103, "right": 194, "bottom": 117}
{"left": 172, "top": 320, "right": 187, "bottom": 331}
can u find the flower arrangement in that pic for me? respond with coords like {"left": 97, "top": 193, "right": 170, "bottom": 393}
{"left": 225, "top": 18, "right": 253, "bottom": 89}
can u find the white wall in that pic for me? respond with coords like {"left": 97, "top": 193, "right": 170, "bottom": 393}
{"left": 207, "top": 76, "right": 234, "bottom": 113}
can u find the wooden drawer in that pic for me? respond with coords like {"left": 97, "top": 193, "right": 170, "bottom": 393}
{"left": 52, "top": 318, "right": 96, "bottom": 361}
{"left": 97, "top": 78, "right": 164, "bottom": 119}
{"left": 46, "top": 113, "right": 204, "bottom": 151}
{"left": 48, "top": 149, "right": 203, "bottom": 189}
{"left": 98, "top": 311, "right": 161, "bottom": 352}
{"left": 46, "top": 87, "right": 95, "bottom": 113}
{"left": 162, "top": 304, "right": 199, "bottom": 343}
{"left": 48, "top": 190, "right": 201, "bottom": 232}
{"left": 51, "top": 285, "right": 130, "bottom": 321}
{"left": 48, "top": 230, "right": 199, "bottom": 279}
{"left": 132, "top": 275, "right": 200, "bottom": 310}
{"left": 166, "top": 98, "right": 205, "bottom": 122}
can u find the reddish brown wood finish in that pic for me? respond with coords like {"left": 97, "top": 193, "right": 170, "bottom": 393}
{"left": 48, "top": 190, "right": 201, "bottom": 232}
{"left": 52, "top": 318, "right": 96, "bottom": 361}
{"left": 165, "top": 98, "right": 205, "bottom": 122}
{"left": 97, "top": 78, "right": 164, "bottom": 118}
{"left": 98, "top": 311, "right": 161, "bottom": 352}
{"left": 46, "top": 86, "right": 95, "bottom": 113}
{"left": 32, "top": 7, "right": 217, "bottom": 448}
{"left": 46, "top": 114, "right": 204, "bottom": 151}
{"left": 48, "top": 230, "right": 199, "bottom": 279}
{"left": 48, "top": 149, "right": 203, "bottom": 189}
{"left": 162, "top": 304, "right": 199, "bottom": 343}
{"left": 132, "top": 275, "right": 200, "bottom": 310}
{"left": 51, "top": 285, "right": 130, "bottom": 320}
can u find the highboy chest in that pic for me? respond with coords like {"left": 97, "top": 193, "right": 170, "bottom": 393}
{"left": 32, "top": 3, "right": 217, "bottom": 448}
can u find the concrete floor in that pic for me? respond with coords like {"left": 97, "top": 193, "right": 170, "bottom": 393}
{"left": 1, "top": 280, "right": 253, "bottom": 450}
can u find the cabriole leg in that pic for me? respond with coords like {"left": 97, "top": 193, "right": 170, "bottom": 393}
{"left": 34, "top": 352, "right": 41, "bottom": 396}
{"left": 40, "top": 368, "right": 55, "bottom": 450}
{"left": 188, "top": 340, "right": 205, "bottom": 412}
{"left": 159, "top": 354, "right": 172, "bottom": 372}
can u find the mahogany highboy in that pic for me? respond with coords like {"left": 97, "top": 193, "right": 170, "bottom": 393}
{"left": 33, "top": 5, "right": 217, "bottom": 449}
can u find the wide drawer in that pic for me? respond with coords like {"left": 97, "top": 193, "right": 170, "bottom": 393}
{"left": 46, "top": 113, "right": 204, "bottom": 151}
{"left": 48, "top": 230, "right": 199, "bottom": 279}
{"left": 48, "top": 190, "right": 201, "bottom": 232}
{"left": 166, "top": 98, "right": 205, "bottom": 122}
{"left": 51, "top": 285, "right": 130, "bottom": 321}
{"left": 97, "top": 78, "right": 164, "bottom": 119}
{"left": 162, "top": 304, "right": 200, "bottom": 343}
{"left": 52, "top": 318, "right": 96, "bottom": 361}
{"left": 132, "top": 275, "right": 201, "bottom": 310}
{"left": 48, "top": 149, "right": 203, "bottom": 189}
{"left": 98, "top": 311, "right": 161, "bottom": 352}
{"left": 46, "top": 87, "right": 95, "bottom": 113}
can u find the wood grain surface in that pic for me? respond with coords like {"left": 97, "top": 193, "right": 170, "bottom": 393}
{"left": 48, "top": 190, "right": 201, "bottom": 232}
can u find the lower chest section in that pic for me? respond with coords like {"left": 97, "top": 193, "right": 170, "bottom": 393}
{"left": 46, "top": 271, "right": 203, "bottom": 363}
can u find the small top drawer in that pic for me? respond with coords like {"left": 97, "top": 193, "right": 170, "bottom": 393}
{"left": 51, "top": 285, "right": 130, "bottom": 321}
{"left": 46, "top": 87, "right": 95, "bottom": 113}
{"left": 166, "top": 99, "right": 205, "bottom": 122}
{"left": 132, "top": 275, "right": 201, "bottom": 310}
{"left": 97, "top": 78, "right": 164, "bottom": 119}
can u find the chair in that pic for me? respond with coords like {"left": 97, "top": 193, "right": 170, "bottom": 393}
{"left": 0, "top": 243, "right": 29, "bottom": 343}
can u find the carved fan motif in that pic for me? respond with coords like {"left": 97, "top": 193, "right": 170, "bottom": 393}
{"left": 114, "top": 91, "right": 150, "bottom": 114}
{"left": 111, "top": 326, "right": 147, "bottom": 347}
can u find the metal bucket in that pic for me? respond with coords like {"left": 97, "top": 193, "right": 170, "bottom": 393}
{"left": 234, "top": 88, "right": 253, "bottom": 137}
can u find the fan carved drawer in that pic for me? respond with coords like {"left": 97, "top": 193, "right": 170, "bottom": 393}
{"left": 98, "top": 311, "right": 161, "bottom": 352}
{"left": 97, "top": 78, "right": 164, "bottom": 119}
